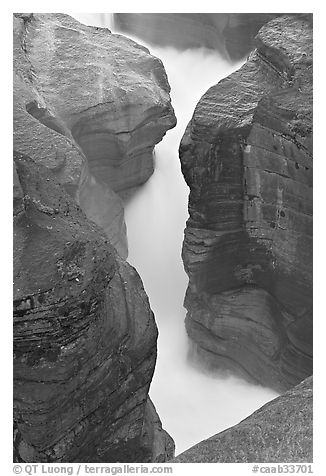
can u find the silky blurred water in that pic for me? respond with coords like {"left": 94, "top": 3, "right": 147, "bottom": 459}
{"left": 70, "top": 13, "right": 279, "bottom": 455}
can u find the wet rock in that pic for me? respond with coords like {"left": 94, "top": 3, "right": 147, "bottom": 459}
{"left": 79, "top": 175, "right": 127, "bottom": 259}
{"left": 13, "top": 151, "right": 174, "bottom": 462}
{"left": 180, "top": 15, "right": 313, "bottom": 392}
{"left": 13, "top": 13, "right": 176, "bottom": 257}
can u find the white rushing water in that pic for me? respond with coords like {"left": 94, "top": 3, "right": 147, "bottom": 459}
{"left": 70, "top": 13, "right": 279, "bottom": 455}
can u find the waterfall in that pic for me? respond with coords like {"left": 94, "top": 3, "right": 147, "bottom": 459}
{"left": 69, "top": 13, "right": 278, "bottom": 455}
{"left": 124, "top": 45, "right": 278, "bottom": 454}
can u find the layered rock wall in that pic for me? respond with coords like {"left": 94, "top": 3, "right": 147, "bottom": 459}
{"left": 180, "top": 15, "right": 313, "bottom": 392}
{"left": 13, "top": 13, "right": 176, "bottom": 462}
{"left": 14, "top": 13, "right": 176, "bottom": 257}
{"left": 13, "top": 152, "right": 174, "bottom": 462}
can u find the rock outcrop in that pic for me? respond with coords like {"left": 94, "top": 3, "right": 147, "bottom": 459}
{"left": 114, "top": 13, "right": 281, "bottom": 60}
{"left": 172, "top": 376, "right": 313, "bottom": 463}
{"left": 13, "top": 13, "right": 176, "bottom": 462}
{"left": 13, "top": 13, "right": 176, "bottom": 257}
{"left": 13, "top": 151, "right": 174, "bottom": 462}
{"left": 180, "top": 15, "right": 312, "bottom": 392}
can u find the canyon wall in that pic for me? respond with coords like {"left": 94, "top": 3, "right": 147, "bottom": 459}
{"left": 180, "top": 15, "right": 313, "bottom": 392}
{"left": 114, "top": 13, "right": 281, "bottom": 59}
{"left": 14, "top": 13, "right": 176, "bottom": 258}
{"left": 173, "top": 376, "right": 313, "bottom": 462}
{"left": 13, "top": 13, "right": 176, "bottom": 462}
{"left": 13, "top": 151, "right": 174, "bottom": 462}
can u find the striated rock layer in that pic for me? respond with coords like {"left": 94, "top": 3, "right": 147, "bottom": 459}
{"left": 13, "top": 151, "right": 174, "bottom": 462}
{"left": 180, "top": 15, "right": 312, "bottom": 392}
{"left": 173, "top": 376, "right": 313, "bottom": 463}
{"left": 114, "top": 13, "right": 281, "bottom": 59}
{"left": 13, "top": 13, "right": 176, "bottom": 257}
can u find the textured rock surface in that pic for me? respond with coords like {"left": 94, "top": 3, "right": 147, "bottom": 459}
{"left": 114, "top": 13, "right": 281, "bottom": 59}
{"left": 13, "top": 151, "right": 174, "bottom": 462}
{"left": 180, "top": 15, "right": 313, "bottom": 392}
{"left": 13, "top": 13, "right": 176, "bottom": 257}
{"left": 172, "top": 376, "right": 313, "bottom": 463}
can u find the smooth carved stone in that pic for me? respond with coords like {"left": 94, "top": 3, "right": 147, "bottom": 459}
{"left": 18, "top": 13, "right": 175, "bottom": 193}
{"left": 185, "top": 286, "right": 288, "bottom": 389}
{"left": 13, "top": 33, "right": 86, "bottom": 199}
{"left": 114, "top": 13, "right": 281, "bottom": 59}
{"left": 180, "top": 15, "right": 312, "bottom": 392}
{"left": 172, "top": 376, "right": 313, "bottom": 463}
{"left": 13, "top": 152, "right": 174, "bottom": 462}
{"left": 79, "top": 175, "right": 127, "bottom": 259}
{"left": 142, "top": 399, "right": 176, "bottom": 463}
{"left": 13, "top": 13, "right": 176, "bottom": 257}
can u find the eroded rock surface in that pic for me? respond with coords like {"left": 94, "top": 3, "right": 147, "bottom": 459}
{"left": 13, "top": 13, "right": 176, "bottom": 257}
{"left": 172, "top": 376, "right": 313, "bottom": 463}
{"left": 180, "top": 15, "right": 312, "bottom": 392}
{"left": 114, "top": 13, "right": 281, "bottom": 59}
{"left": 13, "top": 151, "right": 175, "bottom": 462}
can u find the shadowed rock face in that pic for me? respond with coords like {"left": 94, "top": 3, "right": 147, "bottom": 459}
{"left": 114, "top": 13, "right": 281, "bottom": 59}
{"left": 180, "top": 15, "right": 312, "bottom": 392}
{"left": 172, "top": 376, "right": 312, "bottom": 463}
{"left": 13, "top": 13, "right": 176, "bottom": 257}
{"left": 13, "top": 152, "right": 174, "bottom": 462}
{"left": 223, "top": 13, "right": 283, "bottom": 60}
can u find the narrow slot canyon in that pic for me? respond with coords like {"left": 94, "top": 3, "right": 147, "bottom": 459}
{"left": 13, "top": 12, "right": 313, "bottom": 464}
{"left": 124, "top": 46, "right": 281, "bottom": 454}
{"left": 70, "top": 14, "right": 279, "bottom": 454}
